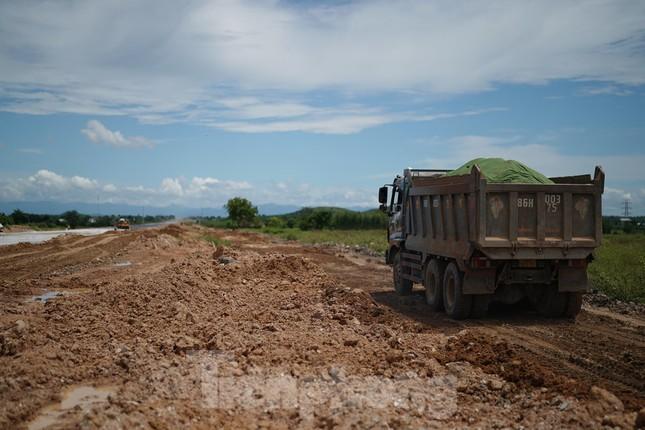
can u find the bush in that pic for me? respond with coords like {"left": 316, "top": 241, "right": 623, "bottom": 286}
{"left": 266, "top": 216, "right": 285, "bottom": 228}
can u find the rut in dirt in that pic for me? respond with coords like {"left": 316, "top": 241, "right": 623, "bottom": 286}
{"left": 231, "top": 232, "right": 645, "bottom": 411}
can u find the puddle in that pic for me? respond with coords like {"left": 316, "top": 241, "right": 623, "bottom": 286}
{"left": 29, "top": 289, "right": 91, "bottom": 303}
{"left": 28, "top": 385, "right": 115, "bottom": 430}
{"left": 113, "top": 261, "right": 132, "bottom": 267}
{"left": 31, "top": 291, "right": 62, "bottom": 302}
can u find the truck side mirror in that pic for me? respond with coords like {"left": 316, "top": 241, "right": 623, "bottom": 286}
{"left": 378, "top": 186, "right": 388, "bottom": 204}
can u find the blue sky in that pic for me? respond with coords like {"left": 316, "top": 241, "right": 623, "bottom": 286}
{"left": 0, "top": 1, "right": 644, "bottom": 214}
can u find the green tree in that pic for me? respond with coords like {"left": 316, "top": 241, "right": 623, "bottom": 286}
{"left": 62, "top": 210, "right": 81, "bottom": 229}
{"left": 307, "top": 210, "right": 333, "bottom": 230}
{"left": 224, "top": 197, "right": 258, "bottom": 228}
{"left": 11, "top": 209, "right": 28, "bottom": 224}
{"left": 0, "top": 212, "right": 12, "bottom": 226}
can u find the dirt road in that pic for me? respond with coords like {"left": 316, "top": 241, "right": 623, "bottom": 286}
{"left": 1, "top": 224, "right": 643, "bottom": 429}
{"left": 0, "top": 227, "right": 114, "bottom": 247}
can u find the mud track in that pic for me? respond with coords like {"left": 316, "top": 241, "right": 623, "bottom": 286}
{"left": 1, "top": 224, "right": 643, "bottom": 429}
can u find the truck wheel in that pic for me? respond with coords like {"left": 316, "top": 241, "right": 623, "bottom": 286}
{"left": 443, "top": 262, "right": 472, "bottom": 319}
{"left": 424, "top": 259, "right": 445, "bottom": 311}
{"left": 535, "top": 284, "right": 567, "bottom": 317}
{"left": 470, "top": 295, "right": 490, "bottom": 318}
{"left": 393, "top": 251, "right": 413, "bottom": 296}
{"left": 564, "top": 292, "right": 583, "bottom": 319}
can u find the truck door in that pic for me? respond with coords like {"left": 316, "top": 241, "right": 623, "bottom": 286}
{"left": 389, "top": 182, "right": 404, "bottom": 243}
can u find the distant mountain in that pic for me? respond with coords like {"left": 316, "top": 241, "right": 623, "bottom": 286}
{"left": 277, "top": 206, "right": 379, "bottom": 217}
{"left": 0, "top": 201, "right": 303, "bottom": 217}
{"left": 256, "top": 204, "right": 302, "bottom": 216}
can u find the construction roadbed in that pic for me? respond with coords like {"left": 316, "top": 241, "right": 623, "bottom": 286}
{"left": 0, "top": 224, "right": 643, "bottom": 429}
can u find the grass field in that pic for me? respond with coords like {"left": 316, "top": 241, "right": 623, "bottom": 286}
{"left": 588, "top": 234, "right": 645, "bottom": 303}
{"left": 251, "top": 227, "right": 388, "bottom": 253}
{"left": 253, "top": 227, "right": 644, "bottom": 304}
{"left": 201, "top": 234, "right": 231, "bottom": 247}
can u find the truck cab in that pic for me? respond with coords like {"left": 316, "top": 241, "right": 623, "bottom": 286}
{"left": 379, "top": 175, "right": 404, "bottom": 255}
{"left": 379, "top": 169, "right": 448, "bottom": 265}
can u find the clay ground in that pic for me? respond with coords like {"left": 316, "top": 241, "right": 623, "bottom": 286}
{"left": 0, "top": 224, "right": 643, "bottom": 429}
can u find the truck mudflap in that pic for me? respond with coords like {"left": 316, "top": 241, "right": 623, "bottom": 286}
{"left": 558, "top": 266, "right": 588, "bottom": 292}
{"left": 463, "top": 269, "right": 496, "bottom": 294}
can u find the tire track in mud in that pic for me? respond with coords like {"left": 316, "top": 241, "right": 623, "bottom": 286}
{"left": 470, "top": 319, "right": 644, "bottom": 408}
{"left": 0, "top": 234, "right": 91, "bottom": 261}
{"left": 0, "top": 232, "right": 136, "bottom": 281}
{"left": 235, "top": 233, "right": 645, "bottom": 411}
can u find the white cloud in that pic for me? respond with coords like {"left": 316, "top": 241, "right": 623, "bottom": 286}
{"left": 579, "top": 85, "right": 634, "bottom": 96}
{"left": 0, "top": 170, "right": 375, "bottom": 209}
{"left": 419, "top": 134, "right": 645, "bottom": 215}
{"left": 0, "top": 1, "right": 644, "bottom": 133}
{"left": 189, "top": 177, "right": 252, "bottom": 192}
{"left": 422, "top": 135, "right": 645, "bottom": 182}
{"left": 0, "top": 169, "right": 100, "bottom": 201}
{"left": 605, "top": 187, "right": 631, "bottom": 200}
{"left": 81, "top": 120, "right": 154, "bottom": 148}
{"left": 69, "top": 175, "right": 97, "bottom": 190}
{"left": 161, "top": 178, "right": 183, "bottom": 196}
{"left": 604, "top": 187, "right": 635, "bottom": 215}
{"left": 213, "top": 107, "right": 506, "bottom": 134}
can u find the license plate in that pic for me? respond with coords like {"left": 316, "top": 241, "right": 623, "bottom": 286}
{"left": 518, "top": 260, "right": 537, "bottom": 268}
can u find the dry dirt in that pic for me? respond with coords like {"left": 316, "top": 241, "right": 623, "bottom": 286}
{"left": 1, "top": 224, "right": 643, "bottom": 429}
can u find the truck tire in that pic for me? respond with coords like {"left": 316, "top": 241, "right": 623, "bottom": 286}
{"left": 443, "top": 262, "right": 472, "bottom": 319}
{"left": 564, "top": 292, "right": 583, "bottom": 318}
{"left": 424, "top": 259, "right": 445, "bottom": 311}
{"left": 470, "top": 295, "right": 490, "bottom": 318}
{"left": 535, "top": 284, "right": 567, "bottom": 317}
{"left": 393, "top": 251, "right": 413, "bottom": 296}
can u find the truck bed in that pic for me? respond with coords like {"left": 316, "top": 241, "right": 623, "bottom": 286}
{"left": 402, "top": 166, "right": 604, "bottom": 261}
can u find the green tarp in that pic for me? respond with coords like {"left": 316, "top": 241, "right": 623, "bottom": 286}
{"left": 444, "top": 158, "right": 554, "bottom": 184}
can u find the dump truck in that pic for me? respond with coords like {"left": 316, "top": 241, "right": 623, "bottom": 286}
{"left": 115, "top": 218, "right": 130, "bottom": 230}
{"left": 378, "top": 164, "right": 605, "bottom": 319}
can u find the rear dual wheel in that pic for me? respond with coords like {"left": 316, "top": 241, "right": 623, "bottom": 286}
{"left": 392, "top": 251, "right": 413, "bottom": 296}
{"left": 432, "top": 261, "right": 489, "bottom": 319}
{"left": 424, "top": 259, "right": 446, "bottom": 311}
{"left": 534, "top": 285, "right": 582, "bottom": 318}
{"left": 564, "top": 292, "right": 583, "bottom": 318}
{"left": 470, "top": 295, "right": 490, "bottom": 318}
{"left": 443, "top": 262, "right": 472, "bottom": 319}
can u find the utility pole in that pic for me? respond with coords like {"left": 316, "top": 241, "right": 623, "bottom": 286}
{"left": 623, "top": 199, "right": 631, "bottom": 218}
